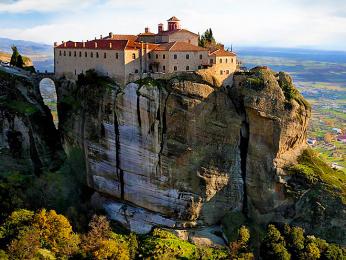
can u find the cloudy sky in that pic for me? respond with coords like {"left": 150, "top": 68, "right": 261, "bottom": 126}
{"left": 0, "top": 0, "right": 346, "bottom": 51}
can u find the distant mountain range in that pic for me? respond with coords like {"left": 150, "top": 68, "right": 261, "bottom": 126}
{"left": 0, "top": 37, "right": 53, "bottom": 72}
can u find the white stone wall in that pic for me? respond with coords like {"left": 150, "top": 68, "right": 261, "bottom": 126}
{"left": 54, "top": 48, "right": 126, "bottom": 83}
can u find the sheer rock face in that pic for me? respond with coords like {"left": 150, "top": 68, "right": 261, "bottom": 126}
{"left": 0, "top": 70, "right": 63, "bottom": 174}
{"left": 57, "top": 69, "right": 311, "bottom": 230}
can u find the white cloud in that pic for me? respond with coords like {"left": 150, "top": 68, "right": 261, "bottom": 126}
{"left": 0, "top": 0, "right": 345, "bottom": 50}
{"left": 0, "top": 0, "right": 97, "bottom": 13}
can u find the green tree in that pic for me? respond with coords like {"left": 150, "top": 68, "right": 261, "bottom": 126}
{"left": 261, "top": 224, "right": 291, "bottom": 260}
{"left": 198, "top": 28, "right": 216, "bottom": 47}
{"left": 302, "top": 242, "right": 320, "bottom": 260}
{"left": 16, "top": 55, "right": 24, "bottom": 68}
{"left": 10, "top": 46, "right": 19, "bottom": 67}
{"left": 324, "top": 244, "right": 344, "bottom": 260}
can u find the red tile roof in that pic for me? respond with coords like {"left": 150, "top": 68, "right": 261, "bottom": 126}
{"left": 154, "top": 42, "right": 207, "bottom": 52}
{"left": 209, "top": 48, "right": 236, "bottom": 57}
{"left": 167, "top": 16, "right": 180, "bottom": 21}
{"left": 103, "top": 34, "right": 138, "bottom": 41}
{"left": 156, "top": 28, "right": 198, "bottom": 37}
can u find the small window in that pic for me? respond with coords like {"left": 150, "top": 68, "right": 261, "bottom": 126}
{"left": 79, "top": 51, "right": 82, "bottom": 57}
{"left": 163, "top": 65, "right": 165, "bottom": 71}
{"left": 69, "top": 51, "right": 71, "bottom": 56}
{"left": 59, "top": 50, "right": 62, "bottom": 56}
{"left": 104, "top": 53, "right": 106, "bottom": 58}
{"left": 74, "top": 69, "right": 76, "bottom": 75}
{"left": 186, "top": 66, "right": 189, "bottom": 71}
{"left": 74, "top": 51, "right": 76, "bottom": 57}
{"left": 219, "top": 58, "right": 222, "bottom": 63}
{"left": 163, "top": 54, "right": 166, "bottom": 59}
{"left": 85, "top": 52, "right": 87, "bottom": 57}
{"left": 198, "top": 66, "right": 201, "bottom": 69}
{"left": 116, "top": 53, "right": 119, "bottom": 59}
{"left": 226, "top": 58, "right": 228, "bottom": 63}
{"left": 132, "top": 53, "right": 136, "bottom": 59}
{"left": 199, "top": 54, "right": 203, "bottom": 59}
{"left": 174, "top": 66, "right": 177, "bottom": 71}
{"left": 156, "top": 54, "right": 159, "bottom": 59}
{"left": 91, "top": 52, "right": 93, "bottom": 58}
{"left": 174, "top": 54, "right": 177, "bottom": 59}
{"left": 186, "top": 54, "right": 189, "bottom": 59}
{"left": 96, "top": 52, "right": 99, "bottom": 58}
{"left": 226, "top": 70, "right": 230, "bottom": 74}
{"left": 220, "top": 70, "right": 223, "bottom": 75}
{"left": 231, "top": 58, "right": 234, "bottom": 63}
{"left": 63, "top": 51, "right": 66, "bottom": 56}
{"left": 135, "top": 69, "right": 139, "bottom": 73}
{"left": 210, "top": 59, "right": 213, "bottom": 64}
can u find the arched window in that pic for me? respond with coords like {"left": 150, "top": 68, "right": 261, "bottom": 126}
{"left": 186, "top": 54, "right": 189, "bottom": 59}
{"left": 226, "top": 58, "right": 228, "bottom": 63}
{"left": 219, "top": 58, "right": 222, "bottom": 63}
{"left": 85, "top": 52, "right": 87, "bottom": 57}
{"left": 199, "top": 54, "right": 203, "bottom": 59}
{"left": 69, "top": 51, "right": 71, "bottom": 56}
{"left": 96, "top": 52, "right": 99, "bottom": 58}
{"left": 116, "top": 53, "right": 119, "bottom": 59}
{"left": 91, "top": 52, "right": 93, "bottom": 58}
{"left": 79, "top": 51, "right": 82, "bottom": 57}
{"left": 132, "top": 53, "right": 136, "bottom": 59}
{"left": 163, "top": 54, "right": 166, "bottom": 59}
{"left": 174, "top": 66, "right": 177, "bottom": 71}
{"left": 186, "top": 66, "right": 189, "bottom": 71}
{"left": 59, "top": 50, "right": 62, "bottom": 56}
{"left": 74, "top": 51, "right": 76, "bottom": 57}
{"left": 163, "top": 65, "right": 166, "bottom": 71}
{"left": 174, "top": 54, "right": 177, "bottom": 59}
{"left": 63, "top": 51, "right": 66, "bottom": 56}
{"left": 104, "top": 53, "right": 106, "bottom": 58}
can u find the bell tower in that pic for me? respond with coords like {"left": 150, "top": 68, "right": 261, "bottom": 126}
{"left": 167, "top": 16, "right": 181, "bottom": 31}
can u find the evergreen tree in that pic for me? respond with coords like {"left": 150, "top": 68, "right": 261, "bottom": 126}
{"left": 16, "top": 55, "right": 24, "bottom": 68}
{"left": 198, "top": 28, "right": 216, "bottom": 47}
{"left": 10, "top": 46, "right": 19, "bottom": 67}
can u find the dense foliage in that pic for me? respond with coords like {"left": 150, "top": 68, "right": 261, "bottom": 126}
{"left": 198, "top": 28, "right": 216, "bottom": 48}
{"left": 9, "top": 46, "right": 24, "bottom": 69}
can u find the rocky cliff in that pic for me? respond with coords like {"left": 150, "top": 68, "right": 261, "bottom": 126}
{"left": 56, "top": 68, "right": 325, "bottom": 237}
{"left": 0, "top": 68, "right": 63, "bottom": 175}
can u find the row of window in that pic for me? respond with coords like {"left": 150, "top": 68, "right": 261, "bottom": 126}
{"left": 148, "top": 53, "right": 204, "bottom": 60}
{"left": 58, "top": 50, "right": 123, "bottom": 59}
{"left": 219, "top": 58, "right": 234, "bottom": 63}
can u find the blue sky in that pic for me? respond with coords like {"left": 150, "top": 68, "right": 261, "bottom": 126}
{"left": 0, "top": 0, "right": 346, "bottom": 51}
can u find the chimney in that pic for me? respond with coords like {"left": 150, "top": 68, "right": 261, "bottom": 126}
{"left": 63, "top": 42, "right": 66, "bottom": 47}
{"left": 109, "top": 42, "right": 112, "bottom": 49}
{"left": 145, "top": 27, "right": 150, "bottom": 33}
{"left": 82, "top": 41, "right": 85, "bottom": 48}
{"left": 95, "top": 42, "right": 98, "bottom": 48}
{"left": 109, "top": 32, "right": 113, "bottom": 38}
{"left": 158, "top": 23, "right": 163, "bottom": 33}
{"left": 74, "top": 42, "right": 77, "bottom": 47}
{"left": 100, "top": 35, "right": 103, "bottom": 39}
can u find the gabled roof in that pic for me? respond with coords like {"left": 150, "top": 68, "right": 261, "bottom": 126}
{"left": 154, "top": 41, "right": 207, "bottom": 52}
{"left": 209, "top": 48, "right": 236, "bottom": 57}
{"left": 156, "top": 29, "right": 198, "bottom": 37}
{"left": 103, "top": 34, "right": 138, "bottom": 41}
{"left": 167, "top": 16, "right": 180, "bottom": 22}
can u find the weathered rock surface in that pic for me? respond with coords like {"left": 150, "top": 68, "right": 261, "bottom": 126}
{"left": 54, "top": 69, "right": 344, "bottom": 244}
{"left": 0, "top": 68, "right": 64, "bottom": 174}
